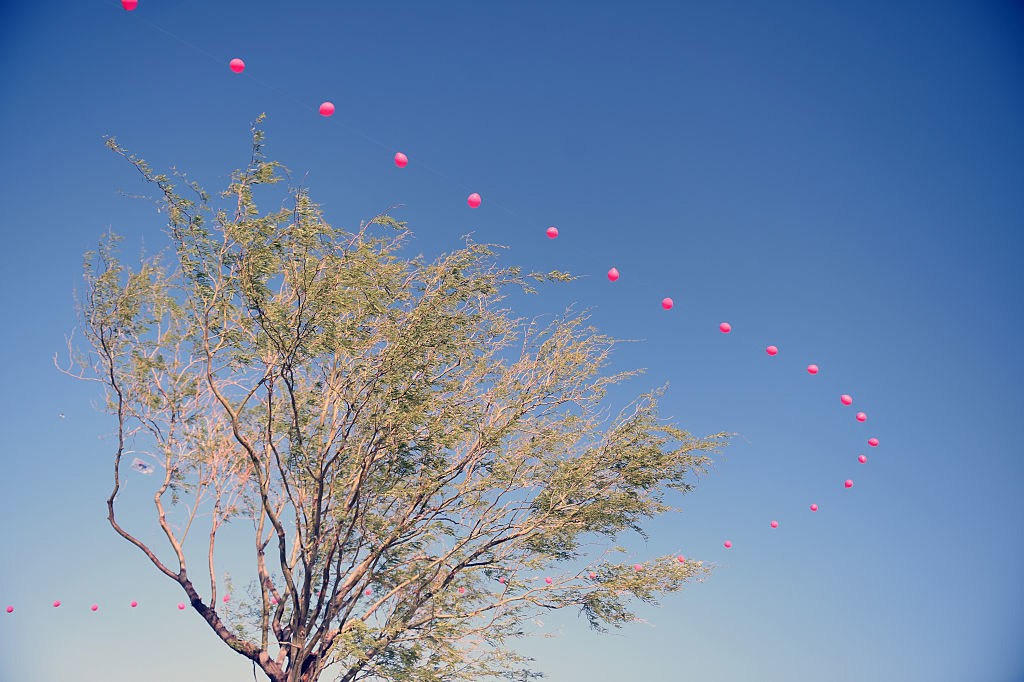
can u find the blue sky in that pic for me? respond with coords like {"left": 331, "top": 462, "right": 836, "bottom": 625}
{"left": 1, "top": 1, "right": 1022, "bottom": 680}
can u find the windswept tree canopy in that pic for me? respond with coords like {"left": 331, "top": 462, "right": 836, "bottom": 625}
{"left": 61, "top": 116, "right": 728, "bottom": 682}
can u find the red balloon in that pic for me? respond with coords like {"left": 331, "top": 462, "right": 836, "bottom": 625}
{"left": 607, "top": 267, "right": 620, "bottom": 282}
{"left": 856, "top": 412, "right": 867, "bottom": 422}
{"left": 130, "top": 601, "right": 138, "bottom": 607}
{"left": 633, "top": 564, "right": 643, "bottom": 571}
{"left": 394, "top": 152, "right": 408, "bottom": 168}
{"left": 364, "top": 589, "right": 373, "bottom": 596}
{"left": 229, "top": 58, "right": 245, "bottom": 74}
{"left": 121, "top": 0, "right": 138, "bottom": 10}
{"left": 766, "top": 345, "right": 778, "bottom": 356}
{"left": 661, "top": 297, "right": 674, "bottom": 310}
{"left": 677, "top": 555, "right": 686, "bottom": 563}
{"left": 844, "top": 479, "right": 854, "bottom": 488}
{"left": 858, "top": 454, "right": 867, "bottom": 463}
{"left": 498, "top": 577, "right": 506, "bottom": 584}
{"left": 723, "top": 540, "right": 733, "bottom": 549}
{"left": 546, "top": 226, "right": 559, "bottom": 239}
{"left": 467, "top": 193, "right": 482, "bottom": 208}
{"left": 319, "top": 101, "right": 335, "bottom": 117}
{"left": 841, "top": 394, "right": 853, "bottom": 406}
{"left": 807, "top": 364, "right": 819, "bottom": 375}
{"left": 178, "top": 603, "right": 186, "bottom": 610}
{"left": 719, "top": 322, "right": 731, "bottom": 333}
{"left": 810, "top": 503, "right": 819, "bottom": 512}
{"left": 868, "top": 438, "right": 879, "bottom": 447}
{"left": 52, "top": 601, "right": 61, "bottom": 608}
{"left": 90, "top": 604, "right": 99, "bottom": 612}
{"left": 223, "top": 595, "right": 230, "bottom": 602}
{"left": 589, "top": 572, "right": 597, "bottom": 579}
{"left": 5, "top": 606, "right": 12, "bottom": 613}
{"left": 544, "top": 577, "right": 553, "bottom": 585}
{"left": 770, "top": 520, "right": 778, "bottom": 528}
{"left": 458, "top": 587, "right": 466, "bottom": 595}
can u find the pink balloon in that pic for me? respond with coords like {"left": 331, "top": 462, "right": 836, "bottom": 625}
{"left": 130, "top": 601, "right": 138, "bottom": 607}
{"left": 394, "top": 152, "right": 408, "bottom": 168}
{"left": 52, "top": 601, "right": 61, "bottom": 608}
{"left": 723, "top": 540, "right": 733, "bottom": 549}
{"left": 467, "top": 193, "right": 482, "bottom": 208}
{"left": 498, "top": 577, "right": 506, "bottom": 584}
{"left": 676, "top": 555, "right": 686, "bottom": 563}
{"left": 319, "top": 101, "right": 335, "bottom": 117}
{"left": 719, "top": 322, "right": 731, "bottom": 334}
{"left": 546, "top": 226, "right": 559, "bottom": 239}
{"left": 766, "top": 345, "right": 778, "bottom": 356}
{"left": 121, "top": 0, "right": 138, "bottom": 10}
{"left": 858, "top": 454, "right": 867, "bottom": 463}
{"left": 607, "top": 267, "right": 620, "bottom": 282}
{"left": 856, "top": 412, "right": 867, "bottom": 422}
{"left": 841, "top": 394, "right": 853, "bottom": 405}
{"left": 634, "top": 564, "right": 642, "bottom": 571}
{"left": 229, "top": 58, "right": 245, "bottom": 74}
{"left": 178, "top": 603, "right": 186, "bottom": 610}
{"left": 544, "top": 577, "right": 553, "bottom": 585}
{"left": 589, "top": 572, "right": 597, "bottom": 579}
{"left": 5, "top": 606, "right": 12, "bottom": 614}
{"left": 770, "top": 520, "right": 778, "bottom": 528}
{"left": 661, "top": 297, "right": 674, "bottom": 310}
{"left": 91, "top": 604, "right": 99, "bottom": 611}
{"left": 223, "top": 595, "right": 230, "bottom": 602}
{"left": 271, "top": 597, "right": 278, "bottom": 604}
{"left": 845, "top": 479, "right": 854, "bottom": 488}
{"left": 458, "top": 587, "right": 465, "bottom": 595}
{"left": 810, "top": 503, "right": 819, "bottom": 512}
{"left": 364, "top": 589, "right": 373, "bottom": 596}
{"left": 807, "top": 364, "right": 819, "bottom": 375}
{"left": 868, "top": 438, "right": 879, "bottom": 447}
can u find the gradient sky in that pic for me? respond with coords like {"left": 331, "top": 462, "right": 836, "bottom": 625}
{"left": 1, "top": 1, "right": 1022, "bottom": 681}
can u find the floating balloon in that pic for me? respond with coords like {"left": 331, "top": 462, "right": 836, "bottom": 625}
{"left": 858, "top": 454, "right": 867, "bottom": 463}
{"left": 841, "top": 394, "right": 853, "bottom": 406}
{"left": 458, "top": 587, "right": 465, "bottom": 595}
{"left": 546, "top": 226, "right": 558, "bottom": 239}
{"left": 807, "top": 364, "right": 819, "bottom": 375}
{"left": 229, "top": 58, "right": 245, "bottom": 74}
{"left": 52, "top": 601, "right": 61, "bottom": 608}
{"left": 662, "top": 298, "right": 674, "bottom": 310}
{"left": 121, "top": 0, "right": 138, "bottom": 10}
{"left": 676, "top": 555, "right": 686, "bottom": 563}
{"left": 723, "top": 540, "right": 733, "bottom": 549}
{"left": 130, "top": 601, "right": 138, "bottom": 607}
{"left": 589, "top": 572, "right": 597, "bottom": 579}
{"left": 810, "top": 503, "right": 819, "bottom": 512}
{"left": 223, "top": 595, "right": 230, "bottom": 602}
{"left": 844, "top": 479, "right": 854, "bottom": 488}
{"left": 607, "top": 267, "right": 620, "bottom": 282}
{"left": 364, "top": 589, "right": 373, "bottom": 596}
{"left": 319, "top": 101, "right": 335, "bottom": 117}
{"left": 868, "top": 438, "right": 879, "bottom": 447}
{"left": 178, "top": 603, "right": 186, "bottom": 610}
{"left": 766, "top": 345, "right": 778, "bottom": 356}
{"left": 467, "top": 193, "right": 482, "bottom": 208}
{"left": 856, "top": 412, "right": 867, "bottom": 422}
{"left": 770, "top": 520, "right": 778, "bottom": 528}
{"left": 498, "top": 577, "right": 506, "bottom": 584}
{"left": 394, "top": 152, "right": 408, "bottom": 168}
{"left": 5, "top": 606, "right": 12, "bottom": 614}
{"left": 544, "top": 577, "right": 553, "bottom": 585}
{"left": 271, "top": 597, "right": 278, "bottom": 604}
{"left": 719, "top": 322, "right": 731, "bottom": 333}
{"left": 90, "top": 604, "right": 98, "bottom": 612}
{"left": 634, "top": 564, "right": 643, "bottom": 571}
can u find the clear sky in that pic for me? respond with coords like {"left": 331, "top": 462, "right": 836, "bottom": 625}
{"left": 1, "top": 1, "right": 1022, "bottom": 680}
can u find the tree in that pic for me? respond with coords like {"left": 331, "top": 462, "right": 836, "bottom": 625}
{"left": 58, "top": 115, "right": 728, "bottom": 682}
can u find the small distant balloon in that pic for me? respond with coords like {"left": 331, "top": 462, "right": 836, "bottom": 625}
{"left": 662, "top": 298, "right": 674, "bottom": 310}
{"left": 229, "top": 58, "right": 245, "bottom": 74}
{"left": 178, "top": 603, "right": 186, "bottom": 610}
{"left": 53, "top": 601, "right": 61, "bottom": 608}
{"left": 546, "top": 226, "right": 559, "bottom": 239}
{"left": 719, "top": 322, "right": 732, "bottom": 334}
{"left": 810, "top": 503, "right": 819, "bottom": 512}
{"left": 770, "top": 520, "right": 778, "bottom": 528}
{"left": 607, "top": 267, "right": 620, "bottom": 282}
{"left": 858, "top": 454, "right": 867, "bottom": 464}
{"left": 90, "top": 604, "right": 99, "bottom": 612}
{"left": 467, "top": 193, "right": 482, "bottom": 208}
{"left": 271, "top": 597, "right": 278, "bottom": 604}
{"left": 364, "top": 589, "right": 373, "bottom": 596}
{"left": 319, "top": 101, "right": 335, "bottom": 117}
{"left": 458, "top": 587, "right": 465, "bottom": 595}
{"left": 868, "top": 438, "right": 879, "bottom": 447}
{"left": 634, "top": 564, "right": 643, "bottom": 571}
{"left": 544, "top": 577, "right": 553, "bottom": 585}
{"left": 394, "top": 152, "right": 408, "bottom": 168}
{"left": 807, "top": 364, "right": 819, "bottom": 375}
{"left": 766, "top": 345, "right": 778, "bottom": 356}
{"left": 589, "top": 572, "right": 597, "bottom": 579}
{"left": 130, "top": 601, "right": 138, "bottom": 607}
{"left": 676, "top": 555, "right": 686, "bottom": 563}
{"left": 498, "top": 577, "right": 506, "bottom": 584}
{"left": 723, "top": 540, "right": 733, "bottom": 549}
{"left": 121, "top": 0, "right": 138, "bottom": 10}
{"left": 223, "top": 595, "right": 230, "bottom": 603}
{"left": 5, "top": 606, "right": 12, "bottom": 614}
{"left": 841, "top": 394, "right": 853, "bottom": 406}
{"left": 844, "top": 479, "right": 854, "bottom": 488}
{"left": 856, "top": 412, "right": 867, "bottom": 422}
